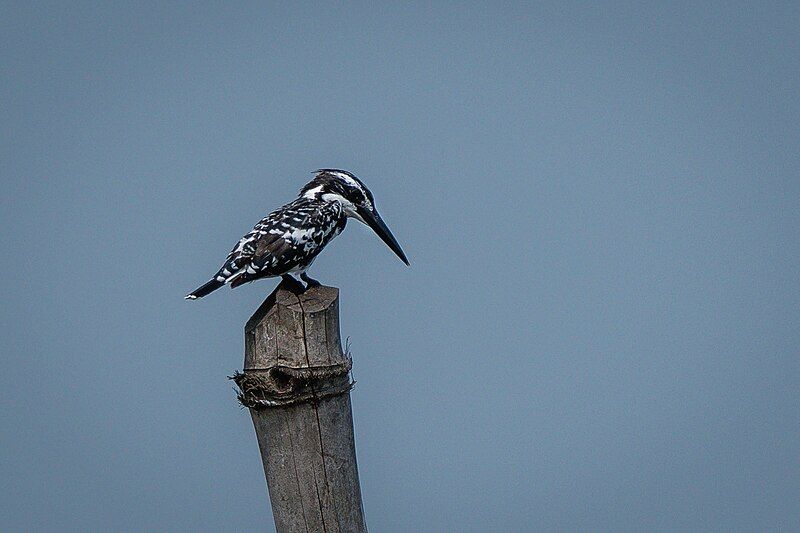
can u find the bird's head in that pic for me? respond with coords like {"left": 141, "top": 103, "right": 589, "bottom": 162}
{"left": 301, "top": 169, "right": 409, "bottom": 265}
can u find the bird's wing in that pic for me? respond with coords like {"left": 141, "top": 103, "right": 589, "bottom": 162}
{"left": 214, "top": 200, "right": 331, "bottom": 283}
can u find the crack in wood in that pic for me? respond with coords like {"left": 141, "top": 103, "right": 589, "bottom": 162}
{"left": 297, "top": 294, "right": 330, "bottom": 533}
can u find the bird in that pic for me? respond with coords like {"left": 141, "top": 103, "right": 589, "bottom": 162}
{"left": 186, "top": 169, "right": 409, "bottom": 299}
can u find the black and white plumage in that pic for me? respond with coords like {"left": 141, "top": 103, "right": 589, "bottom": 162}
{"left": 186, "top": 169, "right": 408, "bottom": 299}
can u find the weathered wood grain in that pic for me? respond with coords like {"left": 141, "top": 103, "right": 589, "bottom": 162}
{"left": 238, "top": 285, "right": 367, "bottom": 533}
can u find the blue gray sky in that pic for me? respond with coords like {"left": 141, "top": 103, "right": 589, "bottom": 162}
{"left": 2, "top": 2, "right": 799, "bottom": 531}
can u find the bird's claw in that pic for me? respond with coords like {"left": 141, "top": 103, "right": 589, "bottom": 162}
{"left": 300, "top": 273, "right": 321, "bottom": 288}
{"left": 280, "top": 275, "right": 306, "bottom": 294}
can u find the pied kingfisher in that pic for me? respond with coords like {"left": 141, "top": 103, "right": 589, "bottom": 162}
{"left": 186, "top": 169, "right": 409, "bottom": 299}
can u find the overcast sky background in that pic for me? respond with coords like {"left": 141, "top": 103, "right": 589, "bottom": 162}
{"left": 2, "top": 2, "right": 799, "bottom": 531}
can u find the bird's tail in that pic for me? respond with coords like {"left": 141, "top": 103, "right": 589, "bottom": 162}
{"left": 185, "top": 279, "right": 224, "bottom": 300}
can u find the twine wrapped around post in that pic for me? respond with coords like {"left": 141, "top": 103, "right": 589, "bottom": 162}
{"left": 232, "top": 285, "right": 367, "bottom": 533}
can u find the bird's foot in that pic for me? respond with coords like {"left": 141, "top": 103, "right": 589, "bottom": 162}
{"left": 280, "top": 275, "right": 306, "bottom": 294}
{"left": 300, "top": 273, "right": 321, "bottom": 288}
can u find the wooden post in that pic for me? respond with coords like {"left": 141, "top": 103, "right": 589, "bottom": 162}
{"left": 232, "top": 285, "right": 367, "bottom": 533}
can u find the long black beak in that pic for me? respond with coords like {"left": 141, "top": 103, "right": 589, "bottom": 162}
{"left": 357, "top": 206, "right": 409, "bottom": 265}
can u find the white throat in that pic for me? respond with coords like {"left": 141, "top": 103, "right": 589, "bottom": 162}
{"left": 321, "top": 192, "right": 366, "bottom": 224}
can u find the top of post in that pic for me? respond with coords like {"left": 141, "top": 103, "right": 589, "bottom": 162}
{"left": 244, "top": 285, "right": 346, "bottom": 370}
